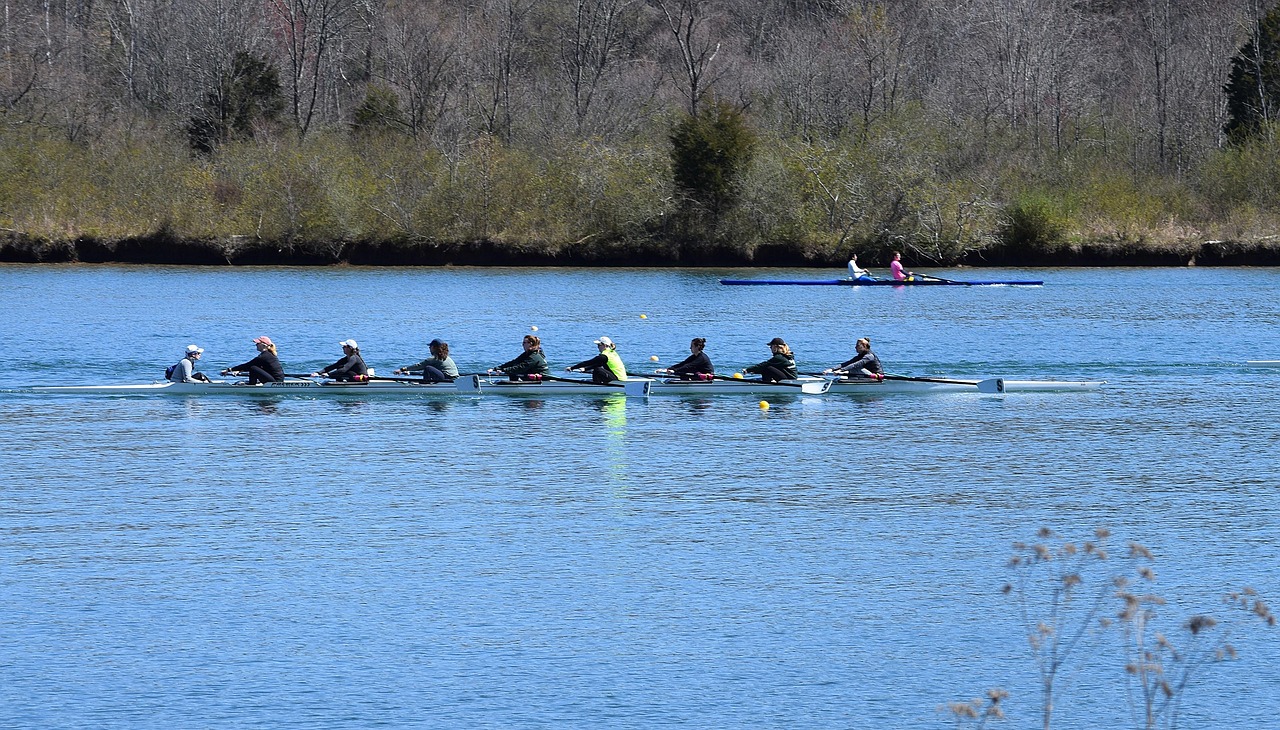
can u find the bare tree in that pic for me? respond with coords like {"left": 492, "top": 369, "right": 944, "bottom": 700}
{"left": 557, "top": 0, "right": 645, "bottom": 135}
{"left": 377, "top": 1, "right": 462, "bottom": 140}
{"left": 266, "top": 0, "right": 360, "bottom": 137}
{"left": 651, "top": 0, "right": 723, "bottom": 116}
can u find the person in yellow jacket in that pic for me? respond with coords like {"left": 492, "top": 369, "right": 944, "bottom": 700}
{"left": 567, "top": 336, "right": 628, "bottom": 384}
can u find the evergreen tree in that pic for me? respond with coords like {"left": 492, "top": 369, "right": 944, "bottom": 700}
{"left": 1224, "top": 4, "right": 1280, "bottom": 143}
{"left": 353, "top": 86, "right": 409, "bottom": 137}
{"left": 669, "top": 100, "right": 756, "bottom": 226}
{"left": 186, "top": 52, "right": 284, "bottom": 155}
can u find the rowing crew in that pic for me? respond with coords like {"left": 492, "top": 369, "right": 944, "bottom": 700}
{"left": 168, "top": 334, "right": 888, "bottom": 385}
{"left": 847, "top": 251, "right": 916, "bottom": 282}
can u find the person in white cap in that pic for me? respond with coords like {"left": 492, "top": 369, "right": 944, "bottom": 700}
{"left": 567, "top": 336, "right": 628, "bottom": 384}
{"left": 313, "top": 339, "right": 368, "bottom": 381}
{"left": 167, "top": 344, "right": 211, "bottom": 383}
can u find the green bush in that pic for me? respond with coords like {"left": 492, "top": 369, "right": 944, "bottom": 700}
{"left": 1003, "top": 193, "right": 1070, "bottom": 249}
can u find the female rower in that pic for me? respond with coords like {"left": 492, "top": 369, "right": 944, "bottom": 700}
{"left": 490, "top": 334, "right": 550, "bottom": 381}
{"left": 890, "top": 251, "right": 913, "bottom": 281}
{"left": 168, "top": 344, "right": 211, "bottom": 383}
{"left": 222, "top": 336, "right": 285, "bottom": 384}
{"left": 395, "top": 339, "right": 458, "bottom": 382}
{"left": 824, "top": 337, "right": 884, "bottom": 380}
{"left": 568, "top": 336, "right": 628, "bottom": 384}
{"left": 663, "top": 337, "right": 713, "bottom": 380}
{"left": 744, "top": 337, "right": 798, "bottom": 383}
{"left": 313, "top": 339, "right": 368, "bottom": 381}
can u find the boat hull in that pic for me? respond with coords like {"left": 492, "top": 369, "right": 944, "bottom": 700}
{"left": 827, "top": 377, "right": 1105, "bottom": 394}
{"left": 17, "top": 376, "right": 1101, "bottom": 397}
{"left": 719, "top": 278, "right": 1044, "bottom": 287}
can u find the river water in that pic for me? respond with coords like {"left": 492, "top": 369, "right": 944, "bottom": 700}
{"left": 1, "top": 265, "right": 1277, "bottom": 729}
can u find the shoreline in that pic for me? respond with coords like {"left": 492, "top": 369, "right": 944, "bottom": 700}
{"left": 3, "top": 233, "right": 1280, "bottom": 267}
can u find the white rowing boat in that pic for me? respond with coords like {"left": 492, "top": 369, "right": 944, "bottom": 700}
{"left": 825, "top": 376, "right": 1105, "bottom": 394}
{"left": 14, "top": 374, "right": 1102, "bottom": 397}
{"left": 21, "top": 376, "right": 654, "bottom": 397}
{"left": 17, "top": 376, "right": 827, "bottom": 398}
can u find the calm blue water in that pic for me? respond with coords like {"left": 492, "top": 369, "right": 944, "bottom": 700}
{"left": 2, "top": 265, "right": 1278, "bottom": 729}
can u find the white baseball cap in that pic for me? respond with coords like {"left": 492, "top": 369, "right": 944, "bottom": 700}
{"left": 186, "top": 344, "right": 204, "bottom": 355}
{"left": 339, "top": 339, "right": 359, "bottom": 349}
{"left": 594, "top": 336, "right": 613, "bottom": 347}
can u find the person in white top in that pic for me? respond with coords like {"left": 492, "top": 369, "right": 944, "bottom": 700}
{"left": 847, "top": 254, "right": 873, "bottom": 281}
{"left": 168, "top": 345, "right": 211, "bottom": 383}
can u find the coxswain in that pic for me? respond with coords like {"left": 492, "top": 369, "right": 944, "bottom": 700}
{"left": 168, "top": 344, "right": 211, "bottom": 383}
{"left": 567, "top": 336, "right": 628, "bottom": 384}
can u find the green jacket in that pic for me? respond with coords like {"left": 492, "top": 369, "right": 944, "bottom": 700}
{"left": 745, "top": 353, "right": 797, "bottom": 379}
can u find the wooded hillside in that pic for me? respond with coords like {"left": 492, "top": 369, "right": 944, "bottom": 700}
{"left": 4, "top": 0, "right": 1280, "bottom": 265}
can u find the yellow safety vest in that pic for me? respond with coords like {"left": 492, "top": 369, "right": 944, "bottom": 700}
{"left": 602, "top": 349, "right": 627, "bottom": 381}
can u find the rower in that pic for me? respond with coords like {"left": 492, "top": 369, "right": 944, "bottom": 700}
{"left": 890, "top": 251, "right": 914, "bottom": 281}
{"left": 661, "top": 337, "right": 714, "bottom": 380}
{"left": 824, "top": 337, "right": 884, "bottom": 380}
{"left": 847, "top": 254, "right": 874, "bottom": 282}
{"left": 744, "top": 337, "right": 798, "bottom": 383}
{"left": 395, "top": 339, "right": 458, "bottom": 382}
{"left": 489, "top": 334, "right": 550, "bottom": 381}
{"left": 312, "top": 339, "right": 367, "bottom": 381}
{"left": 567, "top": 336, "right": 628, "bottom": 384}
{"left": 167, "top": 344, "right": 211, "bottom": 383}
{"left": 222, "top": 336, "right": 285, "bottom": 384}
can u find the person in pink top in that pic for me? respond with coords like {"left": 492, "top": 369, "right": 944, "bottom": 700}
{"left": 889, "top": 251, "right": 914, "bottom": 281}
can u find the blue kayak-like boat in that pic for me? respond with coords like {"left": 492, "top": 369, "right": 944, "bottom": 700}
{"left": 719, "top": 277, "right": 1044, "bottom": 286}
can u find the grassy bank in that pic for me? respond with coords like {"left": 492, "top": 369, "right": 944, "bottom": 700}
{"left": 4, "top": 117, "right": 1280, "bottom": 267}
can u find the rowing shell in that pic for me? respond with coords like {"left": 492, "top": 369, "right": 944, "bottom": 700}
{"left": 826, "top": 377, "right": 1104, "bottom": 394}
{"left": 15, "top": 375, "right": 1102, "bottom": 397}
{"left": 21, "top": 377, "right": 652, "bottom": 397}
{"left": 719, "top": 278, "right": 1044, "bottom": 287}
{"left": 16, "top": 376, "right": 829, "bottom": 398}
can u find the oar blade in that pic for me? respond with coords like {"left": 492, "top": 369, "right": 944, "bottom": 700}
{"left": 977, "top": 378, "right": 1005, "bottom": 394}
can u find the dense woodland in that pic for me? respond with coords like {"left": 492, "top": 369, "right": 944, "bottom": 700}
{"left": 5, "top": 0, "right": 1280, "bottom": 265}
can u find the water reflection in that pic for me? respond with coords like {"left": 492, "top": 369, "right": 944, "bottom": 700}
{"left": 595, "top": 397, "right": 629, "bottom": 493}
{"left": 416, "top": 399, "right": 452, "bottom": 415}
{"left": 239, "top": 400, "right": 281, "bottom": 416}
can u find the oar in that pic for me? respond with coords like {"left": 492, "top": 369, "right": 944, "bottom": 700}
{"left": 912, "top": 272, "right": 965, "bottom": 285}
{"left": 712, "top": 373, "right": 827, "bottom": 394}
{"left": 551, "top": 372, "right": 651, "bottom": 397}
{"left": 368, "top": 374, "right": 454, "bottom": 384}
{"left": 221, "top": 369, "right": 317, "bottom": 379}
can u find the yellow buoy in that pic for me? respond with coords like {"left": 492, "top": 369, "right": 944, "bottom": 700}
{"left": 732, "top": 372, "right": 744, "bottom": 379}
{"left": 650, "top": 355, "right": 659, "bottom": 361}
{"left": 759, "top": 400, "right": 770, "bottom": 410}
{"left": 639, "top": 314, "right": 647, "bottom": 319}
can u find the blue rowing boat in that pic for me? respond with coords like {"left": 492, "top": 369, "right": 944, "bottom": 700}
{"left": 719, "top": 277, "right": 1044, "bottom": 286}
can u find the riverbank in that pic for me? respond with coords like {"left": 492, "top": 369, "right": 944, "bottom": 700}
{"left": 4, "top": 232, "right": 1280, "bottom": 267}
